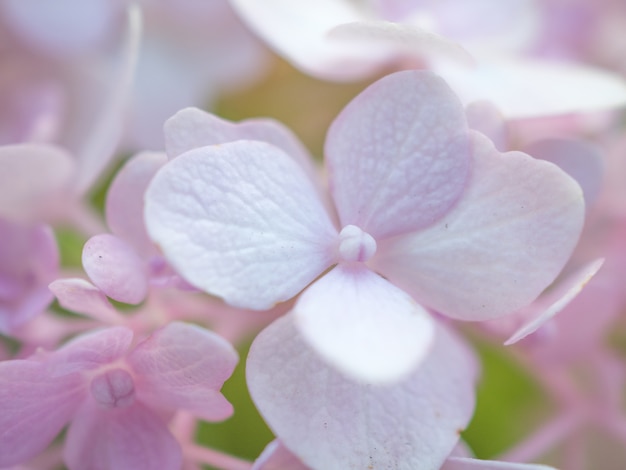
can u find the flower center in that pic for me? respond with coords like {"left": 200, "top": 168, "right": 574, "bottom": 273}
{"left": 90, "top": 368, "right": 136, "bottom": 409}
{"left": 338, "top": 225, "right": 377, "bottom": 263}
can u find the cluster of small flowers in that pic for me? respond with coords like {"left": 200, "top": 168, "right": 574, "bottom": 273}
{"left": 1, "top": 1, "right": 626, "bottom": 469}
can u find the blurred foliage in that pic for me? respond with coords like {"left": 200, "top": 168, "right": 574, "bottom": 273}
{"left": 463, "top": 334, "right": 554, "bottom": 459}
{"left": 216, "top": 58, "right": 372, "bottom": 160}
{"left": 196, "top": 339, "right": 274, "bottom": 467}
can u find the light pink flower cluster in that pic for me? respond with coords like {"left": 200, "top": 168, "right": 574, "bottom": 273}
{"left": 1, "top": 2, "right": 626, "bottom": 470}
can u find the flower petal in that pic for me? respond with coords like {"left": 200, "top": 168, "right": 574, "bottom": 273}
{"left": 127, "top": 322, "right": 238, "bottom": 421}
{"left": 442, "top": 457, "right": 555, "bottom": 470}
{"left": 325, "top": 70, "right": 471, "bottom": 239}
{"left": 435, "top": 57, "right": 626, "bottom": 118}
{"left": 145, "top": 140, "right": 338, "bottom": 309}
{"left": 0, "top": 360, "right": 84, "bottom": 467}
{"left": 253, "top": 440, "right": 309, "bottom": 470}
{"left": 373, "top": 131, "right": 585, "bottom": 321}
{"left": 48, "top": 278, "right": 125, "bottom": 324}
{"left": 105, "top": 151, "right": 167, "bottom": 258}
{"left": 0, "top": 144, "right": 74, "bottom": 224}
{"left": 293, "top": 265, "right": 435, "bottom": 383}
{"left": 523, "top": 138, "right": 604, "bottom": 209}
{"left": 247, "top": 315, "right": 478, "bottom": 470}
{"left": 505, "top": 258, "right": 604, "bottom": 345}
{"left": 49, "top": 327, "right": 133, "bottom": 376}
{"left": 64, "top": 401, "right": 182, "bottom": 470}
{"left": 82, "top": 233, "right": 149, "bottom": 304}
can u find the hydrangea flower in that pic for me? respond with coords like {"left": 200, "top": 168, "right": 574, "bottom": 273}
{"left": 145, "top": 70, "right": 584, "bottom": 383}
{"left": 0, "top": 321, "right": 238, "bottom": 469}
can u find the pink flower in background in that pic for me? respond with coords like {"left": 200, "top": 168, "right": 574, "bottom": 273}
{"left": 0, "top": 219, "right": 58, "bottom": 335}
{"left": 0, "top": 321, "right": 238, "bottom": 469}
{"left": 230, "top": 0, "right": 626, "bottom": 118}
{"left": 145, "top": 70, "right": 584, "bottom": 383}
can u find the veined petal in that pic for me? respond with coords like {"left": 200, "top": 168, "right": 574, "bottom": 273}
{"left": 128, "top": 322, "right": 238, "bottom": 422}
{"left": 64, "top": 401, "right": 182, "bottom": 470}
{"left": 145, "top": 140, "right": 338, "bottom": 310}
{"left": 0, "top": 360, "right": 84, "bottom": 467}
{"left": 293, "top": 265, "right": 435, "bottom": 383}
{"left": 373, "top": 131, "right": 585, "bottom": 321}
{"left": 165, "top": 107, "right": 315, "bottom": 173}
{"left": 247, "top": 315, "right": 478, "bottom": 470}
{"left": 326, "top": 70, "right": 471, "bottom": 239}
{"left": 105, "top": 152, "right": 167, "bottom": 258}
{"left": 50, "top": 327, "right": 133, "bottom": 376}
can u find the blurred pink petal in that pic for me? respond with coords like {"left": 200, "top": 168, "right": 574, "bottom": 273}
{"left": 465, "top": 100, "right": 508, "bottom": 151}
{"left": 326, "top": 70, "right": 471, "bottom": 239}
{"left": 145, "top": 140, "right": 338, "bottom": 310}
{"left": 0, "top": 143, "right": 74, "bottom": 223}
{"left": 373, "top": 131, "right": 585, "bottom": 321}
{"left": 128, "top": 322, "right": 238, "bottom": 421}
{"left": 49, "top": 278, "right": 125, "bottom": 324}
{"left": 0, "top": 220, "right": 58, "bottom": 334}
{"left": 293, "top": 264, "right": 434, "bottom": 383}
{"left": 0, "top": 0, "right": 123, "bottom": 58}
{"left": 505, "top": 258, "right": 604, "bottom": 345}
{"left": 105, "top": 151, "right": 167, "bottom": 258}
{"left": 435, "top": 58, "right": 626, "bottom": 119}
{"left": 0, "top": 360, "right": 84, "bottom": 467}
{"left": 72, "top": 4, "right": 142, "bottom": 195}
{"left": 442, "top": 457, "right": 555, "bottom": 470}
{"left": 523, "top": 138, "right": 604, "bottom": 208}
{"left": 82, "top": 234, "right": 149, "bottom": 304}
{"left": 64, "top": 401, "right": 182, "bottom": 470}
{"left": 248, "top": 315, "right": 478, "bottom": 469}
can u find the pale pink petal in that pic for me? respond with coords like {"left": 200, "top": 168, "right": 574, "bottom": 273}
{"left": 248, "top": 315, "right": 478, "bottom": 470}
{"left": 435, "top": 58, "right": 626, "bottom": 118}
{"left": 64, "top": 401, "right": 182, "bottom": 470}
{"left": 0, "top": 0, "right": 122, "bottom": 58}
{"left": 72, "top": 4, "right": 142, "bottom": 195}
{"left": 128, "top": 322, "right": 238, "bottom": 421}
{"left": 523, "top": 138, "right": 604, "bottom": 208}
{"left": 465, "top": 101, "right": 508, "bottom": 151}
{"left": 49, "top": 327, "right": 133, "bottom": 376}
{"left": 105, "top": 151, "right": 167, "bottom": 258}
{"left": 505, "top": 258, "right": 604, "bottom": 345}
{"left": 293, "top": 265, "right": 435, "bottom": 383}
{"left": 48, "top": 278, "right": 125, "bottom": 324}
{"left": 145, "top": 140, "right": 338, "bottom": 310}
{"left": 328, "top": 20, "right": 473, "bottom": 64}
{"left": 0, "top": 144, "right": 74, "bottom": 223}
{"left": 82, "top": 234, "right": 149, "bottom": 304}
{"left": 373, "top": 131, "right": 585, "bottom": 321}
{"left": 442, "top": 457, "right": 555, "bottom": 470}
{"left": 0, "top": 360, "right": 84, "bottom": 467}
{"left": 164, "top": 107, "right": 314, "bottom": 170}
{"left": 0, "top": 221, "right": 58, "bottom": 333}
{"left": 230, "top": 0, "right": 390, "bottom": 81}
{"left": 253, "top": 440, "right": 309, "bottom": 470}
{"left": 325, "top": 70, "right": 471, "bottom": 239}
